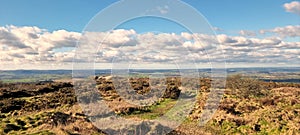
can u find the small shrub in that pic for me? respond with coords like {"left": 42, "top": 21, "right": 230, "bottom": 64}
{"left": 226, "top": 74, "right": 267, "bottom": 98}
{"left": 0, "top": 81, "right": 4, "bottom": 87}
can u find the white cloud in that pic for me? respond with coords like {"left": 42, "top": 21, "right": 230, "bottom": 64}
{"left": 80, "top": 29, "right": 299, "bottom": 67}
{"left": 283, "top": 1, "right": 300, "bottom": 15}
{"left": 0, "top": 25, "right": 299, "bottom": 69}
{"left": 0, "top": 25, "right": 81, "bottom": 69}
{"left": 239, "top": 30, "right": 256, "bottom": 37}
{"left": 260, "top": 25, "right": 300, "bottom": 38}
{"left": 145, "top": 5, "right": 169, "bottom": 15}
{"left": 212, "top": 27, "right": 222, "bottom": 31}
{"left": 156, "top": 5, "right": 169, "bottom": 14}
{"left": 102, "top": 29, "right": 137, "bottom": 47}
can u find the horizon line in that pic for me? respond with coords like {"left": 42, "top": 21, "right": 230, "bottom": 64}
{"left": 1, "top": 66, "right": 299, "bottom": 71}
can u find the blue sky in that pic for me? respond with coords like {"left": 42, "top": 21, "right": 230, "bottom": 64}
{"left": 0, "top": 0, "right": 299, "bottom": 69}
{"left": 0, "top": 0, "right": 117, "bottom": 32}
{"left": 189, "top": 0, "right": 299, "bottom": 31}
{"left": 0, "top": 0, "right": 298, "bottom": 33}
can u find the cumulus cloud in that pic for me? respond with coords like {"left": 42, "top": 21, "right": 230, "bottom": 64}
{"left": 80, "top": 29, "right": 299, "bottom": 67}
{"left": 0, "top": 25, "right": 299, "bottom": 69}
{"left": 241, "top": 25, "right": 300, "bottom": 39}
{"left": 260, "top": 25, "right": 300, "bottom": 38}
{"left": 0, "top": 25, "right": 81, "bottom": 69}
{"left": 156, "top": 5, "right": 169, "bottom": 14}
{"left": 213, "top": 27, "right": 222, "bottom": 31}
{"left": 283, "top": 1, "right": 300, "bottom": 15}
{"left": 239, "top": 30, "right": 256, "bottom": 37}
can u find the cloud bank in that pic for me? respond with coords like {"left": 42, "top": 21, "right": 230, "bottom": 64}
{"left": 0, "top": 25, "right": 299, "bottom": 69}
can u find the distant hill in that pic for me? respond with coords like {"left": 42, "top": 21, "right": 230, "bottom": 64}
{"left": 0, "top": 67, "right": 299, "bottom": 83}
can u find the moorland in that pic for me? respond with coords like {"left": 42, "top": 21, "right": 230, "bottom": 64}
{"left": 0, "top": 68, "right": 300, "bottom": 134}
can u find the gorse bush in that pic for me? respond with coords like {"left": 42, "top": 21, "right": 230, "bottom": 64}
{"left": 0, "top": 81, "right": 7, "bottom": 87}
{"left": 226, "top": 74, "right": 267, "bottom": 98}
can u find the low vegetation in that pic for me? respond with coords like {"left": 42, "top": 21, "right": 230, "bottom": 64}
{"left": 226, "top": 74, "right": 268, "bottom": 98}
{"left": 0, "top": 74, "right": 299, "bottom": 134}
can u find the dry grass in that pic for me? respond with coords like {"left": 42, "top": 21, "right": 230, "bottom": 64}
{"left": 1, "top": 75, "right": 300, "bottom": 134}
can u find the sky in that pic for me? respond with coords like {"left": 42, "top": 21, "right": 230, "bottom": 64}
{"left": 0, "top": 0, "right": 299, "bottom": 69}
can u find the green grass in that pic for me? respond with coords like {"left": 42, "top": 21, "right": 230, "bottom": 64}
{"left": 123, "top": 98, "right": 177, "bottom": 120}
